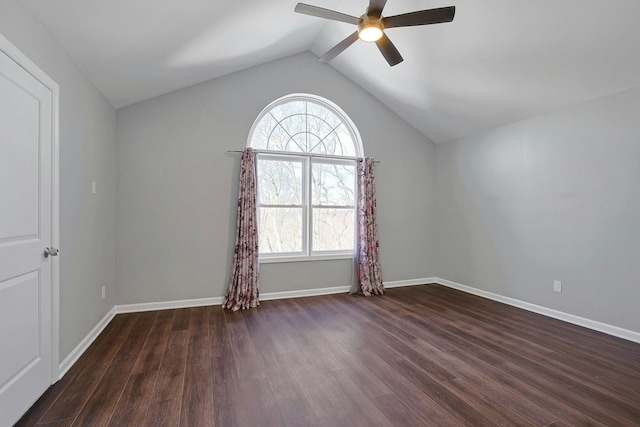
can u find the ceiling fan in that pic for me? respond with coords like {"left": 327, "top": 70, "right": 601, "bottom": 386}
{"left": 295, "top": 0, "right": 455, "bottom": 66}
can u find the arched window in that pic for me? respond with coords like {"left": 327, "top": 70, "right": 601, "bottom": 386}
{"left": 248, "top": 94, "right": 363, "bottom": 261}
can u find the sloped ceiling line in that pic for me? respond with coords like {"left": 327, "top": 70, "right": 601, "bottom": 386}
{"left": 24, "top": 0, "right": 640, "bottom": 143}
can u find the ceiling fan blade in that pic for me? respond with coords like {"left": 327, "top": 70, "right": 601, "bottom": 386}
{"left": 376, "top": 33, "right": 403, "bottom": 66}
{"left": 295, "top": 3, "right": 360, "bottom": 25}
{"left": 319, "top": 31, "right": 360, "bottom": 62}
{"left": 367, "top": 0, "right": 388, "bottom": 18}
{"left": 382, "top": 6, "right": 455, "bottom": 29}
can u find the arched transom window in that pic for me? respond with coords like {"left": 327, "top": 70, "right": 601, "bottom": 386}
{"left": 248, "top": 94, "right": 363, "bottom": 261}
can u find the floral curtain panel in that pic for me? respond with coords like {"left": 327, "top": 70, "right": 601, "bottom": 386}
{"left": 357, "top": 157, "right": 384, "bottom": 296}
{"left": 223, "top": 148, "right": 260, "bottom": 310}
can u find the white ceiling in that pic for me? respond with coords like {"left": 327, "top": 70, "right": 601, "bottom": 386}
{"left": 24, "top": 0, "right": 640, "bottom": 143}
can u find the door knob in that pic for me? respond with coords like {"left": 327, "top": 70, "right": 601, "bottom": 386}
{"left": 44, "top": 247, "right": 60, "bottom": 258}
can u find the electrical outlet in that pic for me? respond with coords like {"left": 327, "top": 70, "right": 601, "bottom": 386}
{"left": 101, "top": 286, "right": 106, "bottom": 300}
{"left": 553, "top": 280, "right": 562, "bottom": 293}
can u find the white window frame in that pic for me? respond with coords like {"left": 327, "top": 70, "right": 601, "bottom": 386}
{"left": 249, "top": 94, "right": 363, "bottom": 264}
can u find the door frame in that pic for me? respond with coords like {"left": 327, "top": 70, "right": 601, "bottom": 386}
{"left": 0, "top": 32, "right": 60, "bottom": 383}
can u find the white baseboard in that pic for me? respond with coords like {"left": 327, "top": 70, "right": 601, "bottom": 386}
{"left": 57, "top": 307, "right": 116, "bottom": 379}
{"left": 116, "top": 297, "right": 224, "bottom": 314}
{"left": 115, "top": 285, "right": 353, "bottom": 314}
{"left": 261, "top": 286, "right": 350, "bottom": 301}
{"left": 384, "top": 278, "right": 437, "bottom": 288}
{"left": 435, "top": 277, "right": 640, "bottom": 344}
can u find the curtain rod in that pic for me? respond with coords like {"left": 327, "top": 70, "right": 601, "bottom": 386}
{"left": 225, "top": 150, "right": 380, "bottom": 163}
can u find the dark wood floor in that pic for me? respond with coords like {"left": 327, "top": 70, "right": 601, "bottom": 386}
{"left": 16, "top": 284, "right": 640, "bottom": 426}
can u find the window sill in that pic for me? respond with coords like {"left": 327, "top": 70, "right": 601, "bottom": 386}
{"left": 259, "top": 254, "right": 354, "bottom": 264}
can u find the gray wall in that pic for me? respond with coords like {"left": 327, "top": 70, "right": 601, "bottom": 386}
{"left": 0, "top": 0, "right": 117, "bottom": 360}
{"left": 435, "top": 87, "right": 640, "bottom": 333}
{"left": 116, "top": 52, "right": 436, "bottom": 305}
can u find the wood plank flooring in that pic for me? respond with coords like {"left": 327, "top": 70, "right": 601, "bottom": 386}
{"left": 16, "top": 284, "right": 640, "bottom": 426}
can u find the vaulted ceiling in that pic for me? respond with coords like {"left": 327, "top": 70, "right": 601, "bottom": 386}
{"left": 24, "top": 0, "right": 640, "bottom": 143}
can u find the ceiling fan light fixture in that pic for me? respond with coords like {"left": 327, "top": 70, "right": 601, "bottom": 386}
{"left": 358, "top": 16, "right": 384, "bottom": 42}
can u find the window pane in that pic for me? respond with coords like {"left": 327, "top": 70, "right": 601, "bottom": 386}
{"left": 313, "top": 123, "right": 356, "bottom": 157}
{"left": 307, "top": 101, "right": 342, "bottom": 128}
{"left": 250, "top": 114, "right": 277, "bottom": 150}
{"left": 280, "top": 112, "right": 305, "bottom": 134}
{"left": 309, "top": 122, "right": 356, "bottom": 156}
{"left": 333, "top": 123, "right": 356, "bottom": 157}
{"left": 269, "top": 101, "right": 306, "bottom": 122}
{"left": 307, "top": 114, "right": 338, "bottom": 154}
{"left": 266, "top": 123, "right": 304, "bottom": 152}
{"left": 312, "top": 162, "right": 355, "bottom": 206}
{"left": 279, "top": 113, "right": 307, "bottom": 150}
{"left": 312, "top": 208, "right": 355, "bottom": 251}
{"left": 260, "top": 208, "right": 303, "bottom": 254}
{"left": 258, "top": 159, "right": 303, "bottom": 205}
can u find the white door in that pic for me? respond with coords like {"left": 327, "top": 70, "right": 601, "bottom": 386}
{"left": 0, "top": 39, "right": 57, "bottom": 427}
